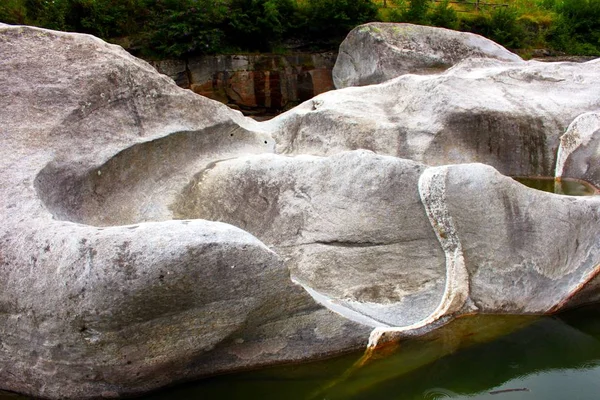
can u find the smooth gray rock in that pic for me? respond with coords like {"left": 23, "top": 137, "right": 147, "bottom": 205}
{"left": 270, "top": 57, "right": 600, "bottom": 177}
{"left": 444, "top": 164, "right": 600, "bottom": 313}
{"left": 333, "top": 22, "right": 523, "bottom": 88}
{"left": 169, "top": 150, "right": 600, "bottom": 346}
{"left": 556, "top": 112, "right": 600, "bottom": 188}
{"left": 4, "top": 21, "right": 600, "bottom": 400}
{"left": 173, "top": 151, "right": 447, "bottom": 328}
{"left": 0, "top": 24, "right": 370, "bottom": 399}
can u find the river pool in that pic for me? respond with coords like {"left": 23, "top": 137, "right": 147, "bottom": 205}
{"left": 3, "top": 302, "right": 600, "bottom": 400}
{"left": 139, "top": 304, "right": 600, "bottom": 400}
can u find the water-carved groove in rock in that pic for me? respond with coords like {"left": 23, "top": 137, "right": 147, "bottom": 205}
{"left": 368, "top": 166, "right": 470, "bottom": 348}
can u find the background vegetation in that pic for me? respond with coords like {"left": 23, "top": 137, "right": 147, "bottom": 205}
{"left": 1, "top": 0, "right": 599, "bottom": 58}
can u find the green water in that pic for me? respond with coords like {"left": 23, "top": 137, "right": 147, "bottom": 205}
{"left": 140, "top": 305, "right": 600, "bottom": 400}
{"left": 5, "top": 305, "right": 600, "bottom": 399}
{"left": 513, "top": 177, "right": 597, "bottom": 196}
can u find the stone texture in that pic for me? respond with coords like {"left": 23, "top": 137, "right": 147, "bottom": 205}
{"left": 333, "top": 22, "right": 523, "bottom": 88}
{"left": 556, "top": 112, "right": 600, "bottom": 188}
{"left": 173, "top": 151, "right": 447, "bottom": 328}
{"left": 444, "top": 164, "right": 600, "bottom": 313}
{"left": 269, "top": 57, "right": 600, "bottom": 177}
{"left": 4, "top": 21, "right": 600, "bottom": 400}
{"left": 0, "top": 24, "right": 370, "bottom": 399}
{"left": 170, "top": 149, "right": 600, "bottom": 348}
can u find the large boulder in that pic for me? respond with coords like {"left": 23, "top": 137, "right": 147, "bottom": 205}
{"left": 167, "top": 151, "right": 600, "bottom": 346}
{"left": 332, "top": 22, "right": 523, "bottom": 88}
{"left": 0, "top": 24, "right": 371, "bottom": 399}
{"left": 270, "top": 57, "right": 600, "bottom": 177}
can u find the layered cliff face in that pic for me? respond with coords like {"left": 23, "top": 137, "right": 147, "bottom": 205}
{"left": 151, "top": 53, "right": 336, "bottom": 115}
{"left": 2, "top": 22, "right": 600, "bottom": 399}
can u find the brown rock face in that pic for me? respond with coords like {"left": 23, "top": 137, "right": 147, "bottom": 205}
{"left": 151, "top": 53, "right": 336, "bottom": 114}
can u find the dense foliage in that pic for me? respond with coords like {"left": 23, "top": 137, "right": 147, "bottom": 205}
{"left": 0, "top": 0, "right": 378, "bottom": 56}
{"left": 1, "top": 0, "right": 598, "bottom": 57}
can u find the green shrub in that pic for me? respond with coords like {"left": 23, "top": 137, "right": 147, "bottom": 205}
{"left": 404, "top": 0, "right": 430, "bottom": 24}
{"left": 517, "top": 13, "right": 553, "bottom": 48}
{"left": 488, "top": 7, "right": 525, "bottom": 48}
{"left": 458, "top": 7, "right": 525, "bottom": 49}
{"left": 302, "top": 0, "right": 379, "bottom": 41}
{"left": 459, "top": 12, "right": 492, "bottom": 36}
{"left": 225, "top": 0, "right": 298, "bottom": 52}
{"left": 548, "top": 0, "right": 600, "bottom": 54}
{"left": 4, "top": 0, "right": 599, "bottom": 58}
{"left": 384, "top": 0, "right": 409, "bottom": 22}
{"left": 429, "top": 0, "right": 458, "bottom": 29}
{"left": 145, "top": 0, "right": 228, "bottom": 58}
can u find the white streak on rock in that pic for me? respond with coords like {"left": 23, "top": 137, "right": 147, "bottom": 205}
{"left": 367, "top": 166, "right": 470, "bottom": 348}
{"left": 292, "top": 278, "right": 392, "bottom": 328}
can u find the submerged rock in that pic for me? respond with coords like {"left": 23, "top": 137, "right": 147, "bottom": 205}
{"left": 332, "top": 22, "right": 523, "bottom": 88}
{"left": 2, "top": 21, "right": 600, "bottom": 399}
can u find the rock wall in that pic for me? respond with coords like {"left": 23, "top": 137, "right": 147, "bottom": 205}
{"left": 150, "top": 53, "right": 336, "bottom": 115}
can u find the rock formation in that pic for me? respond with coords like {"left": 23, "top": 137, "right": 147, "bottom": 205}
{"left": 151, "top": 53, "right": 336, "bottom": 115}
{"left": 556, "top": 112, "right": 600, "bottom": 188}
{"left": 332, "top": 22, "right": 523, "bottom": 88}
{"left": 271, "top": 57, "right": 600, "bottom": 177}
{"left": 0, "top": 24, "right": 370, "bottom": 399}
{"left": 2, "top": 21, "right": 600, "bottom": 399}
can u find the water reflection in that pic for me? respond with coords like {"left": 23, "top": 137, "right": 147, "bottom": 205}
{"left": 5, "top": 306, "right": 600, "bottom": 399}
{"left": 341, "top": 314, "right": 600, "bottom": 400}
{"left": 512, "top": 177, "right": 597, "bottom": 196}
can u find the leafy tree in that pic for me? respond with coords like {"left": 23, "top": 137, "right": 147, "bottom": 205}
{"left": 226, "top": 0, "right": 297, "bottom": 51}
{"left": 302, "top": 0, "right": 379, "bottom": 41}
{"left": 145, "top": 0, "right": 228, "bottom": 58}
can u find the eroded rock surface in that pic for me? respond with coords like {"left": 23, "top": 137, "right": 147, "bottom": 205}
{"left": 0, "top": 24, "right": 370, "bottom": 399}
{"left": 173, "top": 151, "right": 447, "bottom": 328}
{"left": 556, "top": 112, "right": 600, "bottom": 188}
{"left": 333, "top": 22, "right": 523, "bottom": 88}
{"left": 3, "top": 21, "right": 600, "bottom": 400}
{"left": 271, "top": 57, "right": 600, "bottom": 177}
